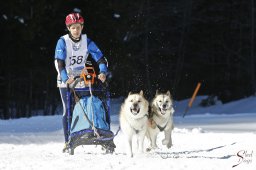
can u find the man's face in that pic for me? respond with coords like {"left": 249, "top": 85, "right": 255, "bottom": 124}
{"left": 68, "top": 23, "right": 83, "bottom": 39}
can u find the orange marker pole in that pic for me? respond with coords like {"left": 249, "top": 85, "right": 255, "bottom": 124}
{"left": 183, "top": 82, "right": 201, "bottom": 118}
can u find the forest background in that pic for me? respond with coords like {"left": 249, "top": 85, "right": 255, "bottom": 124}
{"left": 0, "top": 0, "right": 255, "bottom": 119}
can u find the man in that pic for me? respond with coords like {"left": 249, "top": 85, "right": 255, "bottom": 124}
{"left": 54, "top": 13, "right": 108, "bottom": 151}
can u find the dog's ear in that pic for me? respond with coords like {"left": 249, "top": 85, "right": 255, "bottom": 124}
{"left": 128, "top": 91, "right": 132, "bottom": 96}
{"left": 166, "top": 90, "right": 171, "bottom": 97}
{"left": 139, "top": 90, "right": 144, "bottom": 96}
{"left": 155, "top": 90, "right": 159, "bottom": 96}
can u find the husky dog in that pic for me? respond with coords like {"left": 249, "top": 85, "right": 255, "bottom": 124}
{"left": 147, "top": 90, "right": 174, "bottom": 150}
{"left": 119, "top": 91, "right": 149, "bottom": 157}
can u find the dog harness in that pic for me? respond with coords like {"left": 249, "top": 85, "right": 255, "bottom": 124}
{"left": 152, "top": 111, "right": 168, "bottom": 132}
{"left": 156, "top": 123, "right": 167, "bottom": 132}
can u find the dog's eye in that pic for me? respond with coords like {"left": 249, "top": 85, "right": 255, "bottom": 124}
{"left": 138, "top": 100, "right": 141, "bottom": 103}
{"left": 130, "top": 100, "right": 133, "bottom": 102}
{"left": 159, "top": 100, "right": 162, "bottom": 103}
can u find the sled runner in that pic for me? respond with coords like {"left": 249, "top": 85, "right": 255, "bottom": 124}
{"left": 64, "top": 64, "right": 116, "bottom": 155}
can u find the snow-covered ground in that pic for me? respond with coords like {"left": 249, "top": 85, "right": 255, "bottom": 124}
{"left": 0, "top": 96, "right": 256, "bottom": 170}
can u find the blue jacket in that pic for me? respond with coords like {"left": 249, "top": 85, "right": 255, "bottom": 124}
{"left": 54, "top": 35, "right": 107, "bottom": 82}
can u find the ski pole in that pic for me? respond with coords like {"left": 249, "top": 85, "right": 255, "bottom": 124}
{"left": 183, "top": 82, "right": 201, "bottom": 118}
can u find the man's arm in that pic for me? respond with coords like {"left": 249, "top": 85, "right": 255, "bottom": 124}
{"left": 87, "top": 38, "right": 108, "bottom": 74}
{"left": 55, "top": 38, "right": 69, "bottom": 82}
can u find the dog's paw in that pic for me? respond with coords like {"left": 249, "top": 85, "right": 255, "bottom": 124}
{"left": 146, "top": 146, "right": 158, "bottom": 152}
{"left": 166, "top": 143, "right": 173, "bottom": 149}
{"left": 162, "top": 139, "right": 173, "bottom": 148}
{"left": 146, "top": 147, "right": 152, "bottom": 152}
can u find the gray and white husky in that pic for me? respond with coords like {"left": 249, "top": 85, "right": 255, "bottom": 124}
{"left": 119, "top": 91, "right": 149, "bottom": 157}
{"left": 147, "top": 90, "right": 174, "bottom": 150}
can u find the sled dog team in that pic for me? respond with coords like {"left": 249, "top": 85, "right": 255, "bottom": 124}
{"left": 119, "top": 90, "right": 174, "bottom": 157}
{"left": 55, "top": 12, "right": 173, "bottom": 156}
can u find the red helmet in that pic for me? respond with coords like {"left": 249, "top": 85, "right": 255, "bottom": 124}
{"left": 65, "top": 13, "right": 84, "bottom": 26}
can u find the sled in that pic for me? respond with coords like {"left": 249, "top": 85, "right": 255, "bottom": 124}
{"left": 64, "top": 66, "right": 116, "bottom": 155}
